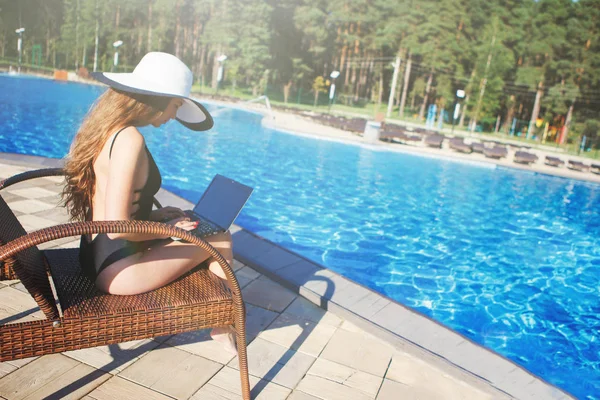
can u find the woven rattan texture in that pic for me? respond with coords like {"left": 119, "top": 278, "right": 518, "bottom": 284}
{"left": 0, "top": 195, "right": 59, "bottom": 319}
{"left": 1, "top": 300, "right": 234, "bottom": 361}
{"left": 44, "top": 248, "right": 232, "bottom": 317}
{"left": 0, "top": 246, "right": 18, "bottom": 280}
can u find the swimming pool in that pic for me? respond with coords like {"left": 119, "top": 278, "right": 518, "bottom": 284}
{"left": 1, "top": 75, "right": 599, "bottom": 398}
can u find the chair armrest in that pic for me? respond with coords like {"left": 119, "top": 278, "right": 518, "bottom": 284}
{"left": 0, "top": 220, "right": 242, "bottom": 300}
{"left": 0, "top": 168, "right": 64, "bottom": 190}
{"left": 0, "top": 168, "right": 163, "bottom": 209}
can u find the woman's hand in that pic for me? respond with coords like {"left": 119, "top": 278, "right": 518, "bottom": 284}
{"left": 166, "top": 217, "right": 199, "bottom": 231}
{"left": 149, "top": 206, "right": 187, "bottom": 222}
{"left": 162, "top": 216, "right": 199, "bottom": 240}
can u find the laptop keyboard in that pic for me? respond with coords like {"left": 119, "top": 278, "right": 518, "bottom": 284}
{"left": 195, "top": 220, "right": 219, "bottom": 237}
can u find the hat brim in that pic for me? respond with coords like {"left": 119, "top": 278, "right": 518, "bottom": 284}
{"left": 90, "top": 72, "right": 213, "bottom": 132}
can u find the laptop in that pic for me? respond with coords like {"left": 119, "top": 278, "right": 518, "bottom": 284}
{"left": 184, "top": 174, "right": 253, "bottom": 237}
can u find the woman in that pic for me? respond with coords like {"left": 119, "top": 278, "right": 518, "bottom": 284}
{"left": 62, "top": 52, "right": 236, "bottom": 351}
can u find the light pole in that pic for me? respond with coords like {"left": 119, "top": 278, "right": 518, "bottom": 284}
{"left": 216, "top": 54, "right": 227, "bottom": 94}
{"left": 328, "top": 70, "right": 340, "bottom": 112}
{"left": 452, "top": 89, "right": 466, "bottom": 135}
{"left": 15, "top": 28, "right": 25, "bottom": 74}
{"left": 112, "top": 40, "right": 123, "bottom": 72}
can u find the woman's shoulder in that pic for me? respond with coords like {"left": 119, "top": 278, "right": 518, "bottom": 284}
{"left": 113, "top": 126, "right": 145, "bottom": 147}
{"left": 107, "top": 126, "right": 146, "bottom": 161}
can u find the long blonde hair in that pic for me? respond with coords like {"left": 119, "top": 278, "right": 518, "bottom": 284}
{"left": 62, "top": 89, "right": 165, "bottom": 221}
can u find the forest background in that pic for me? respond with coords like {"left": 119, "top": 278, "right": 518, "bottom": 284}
{"left": 0, "top": 0, "right": 599, "bottom": 151}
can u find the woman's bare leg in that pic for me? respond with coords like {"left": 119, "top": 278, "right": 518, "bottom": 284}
{"left": 201, "top": 231, "right": 238, "bottom": 353}
{"left": 96, "top": 231, "right": 238, "bottom": 353}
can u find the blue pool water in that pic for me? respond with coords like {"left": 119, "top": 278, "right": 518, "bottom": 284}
{"left": 1, "top": 75, "right": 599, "bottom": 398}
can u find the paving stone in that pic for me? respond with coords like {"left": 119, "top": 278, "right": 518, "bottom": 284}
{"left": 329, "top": 281, "right": 373, "bottom": 309}
{"left": 64, "top": 339, "right": 161, "bottom": 374}
{"left": 191, "top": 366, "right": 290, "bottom": 400}
{"left": 300, "top": 268, "right": 352, "bottom": 300}
{"left": 8, "top": 282, "right": 27, "bottom": 294}
{"left": 386, "top": 351, "right": 494, "bottom": 400}
{"left": 296, "top": 375, "right": 372, "bottom": 400}
{"left": 376, "top": 379, "right": 409, "bottom": 400}
{"left": 287, "top": 391, "right": 321, "bottom": 400}
{"left": 523, "top": 379, "right": 573, "bottom": 400}
{"left": 0, "top": 354, "right": 79, "bottom": 399}
{"left": 494, "top": 367, "right": 539, "bottom": 399}
{"left": 345, "top": 291, "right": 390, "bottom": 320}
{"left": 320, "top": 328, "right": 392, "bottom": 377}
{"left": 245, "top": 303, "right": 281, "bottom": 338}
{"left": 166, "top": 329, "right": 237, "bottom": 365}
{"left": 8, "top": 187, "right": 58, "bottom": 200}
{"left": 258, "top": 312, "right": 337, "bottom": 357}
{"left": 20, "top": 362, "right": 110, "bottom": 400}
{"left": 401, "top": 321, "right": 466, "bottom": 357}
{"left": 9, "top": 199, "right": 55, "bottom": 214}
{"left": 441, "top": 339, "right": 517, "bottom": 385}
{"left": 253, "top": 246, "right": 302, "bottom": 271}
{"left": 5, "top": 357, "right": 37, "bottom": 369}
{"left": 235, "top": 267, "right": 261, "bottom": 289}
{"left": 228, "top": 337, "right": 315, "bottom": 389}
{"left": 119, "top": 345, "right": 222, "bottom": 400}
{"left": 232, "top": 233, "right": 275, "bottom": 266}
{"left": 15, "top": 214, "right": 57, "bottom": 232}
{"left": 0, "top": 363, "right": 16, "bottom": 380}
{"left": 369, "top": 302, "right": 418, "bottom": 333}
{"left": 232, "top": 259, "right": 246, "bottom": 271}
{"left": 242, "top": 276, "right": 296, "bottom": 312}
{"left": 236, "top": 266, "right": 261, "bottom": 281}
{"left": 0, "top": 287, "right": 44, "bottom": 322}
{"left": 32, "top": 206, "right": 71, "bottom": 223}
{"left": 0, "top": 192, "right": 28, "bottom": 203}
{"left": 283, "top": 296, "right": 342, "bottom": 327}
{"left": 307, "top": 358, "right": 382, "bottom": 398}
{"left": 86, "top": 376, "right": 172, "bottom": 400}
{"left": 276, "top": 260, "right": 323, "bottom": 287}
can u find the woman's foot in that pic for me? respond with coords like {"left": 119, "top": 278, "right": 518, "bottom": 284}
{"left": 210, "top": 326, "right": 237, "bottom": 354}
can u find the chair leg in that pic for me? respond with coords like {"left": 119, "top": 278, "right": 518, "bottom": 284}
{"left": 235, "top": 321, "right": 251, "bottom": 399}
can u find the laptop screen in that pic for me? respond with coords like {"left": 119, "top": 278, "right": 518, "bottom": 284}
{"left": 192, "top": 174, "right": 253, "bottom": 229}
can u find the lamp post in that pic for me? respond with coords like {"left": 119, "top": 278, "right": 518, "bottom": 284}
{"left": 15, "top": 27, "right": 25, "bottom": 74}
{"left": 328, "top": 70, "right": 340, "bottom": 112}
{"left": 452, "top": 89, "right": 466, "bottom": 135}
{"left": 216, "top": 54, "right": 227, "bottom": 94}
{"left": 112, "top": 40, "right": 123, "bottom": 72}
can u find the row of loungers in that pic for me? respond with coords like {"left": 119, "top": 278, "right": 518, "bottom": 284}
{"left": 305, "top": 117, "right": 599, "bottom": 175}
{"left": 305, "top": 113, "right": 367, "bottom": 133}
{"left": 381, "top": 128, "right": 600, "bottom": 174}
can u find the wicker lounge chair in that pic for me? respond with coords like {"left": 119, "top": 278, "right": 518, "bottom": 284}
{"left": 471, "top": 142, "right": 485, "bottom": 153}
{"left": 513, "top": 151, "right": 539, "bottom": 165}
{"left": 567, "top": 160, "right": 590, "bottom": 172}
{"left": 424, "top": 134, "right": 445, "bottom": 148}
{"left": 0, "top": 168, "right": 251, "bottom": 399}
{"left": 483, "top": 145, "right": 508, "bottom": 159}
{"left": 448, "top": 137, "right": 472, "bottom": 154}
{"left": 545, "top": 156, "right": 564, "bottom": 167}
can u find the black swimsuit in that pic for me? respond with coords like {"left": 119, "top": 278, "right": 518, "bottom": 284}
{"left": 79, "top": 127, "right": 163, "bottom": 281}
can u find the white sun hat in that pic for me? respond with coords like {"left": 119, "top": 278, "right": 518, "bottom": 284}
{"left": 90, "top": 52, "right": 213, "bottom": 131}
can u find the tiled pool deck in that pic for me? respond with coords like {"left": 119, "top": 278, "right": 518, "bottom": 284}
{"left": 0, "top": 154, "right": 573, "bottom": 400}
